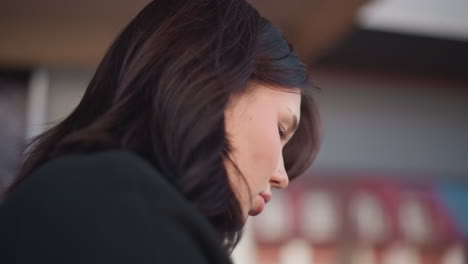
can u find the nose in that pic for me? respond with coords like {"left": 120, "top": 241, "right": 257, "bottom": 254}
{"left": 270, "top": 154, "right": 289, "bottom": 189}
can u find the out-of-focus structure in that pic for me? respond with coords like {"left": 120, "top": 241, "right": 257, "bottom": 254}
{"left": 1, "top": 0, "right": 467, "bottom": 263}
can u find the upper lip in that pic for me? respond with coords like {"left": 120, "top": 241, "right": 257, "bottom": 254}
{"left": 260, "top": 193, "right": 272, "bottom": 204}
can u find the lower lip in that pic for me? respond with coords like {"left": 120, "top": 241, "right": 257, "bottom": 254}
{"left": 249, "top": 196, "right": 266, "bottom": 216}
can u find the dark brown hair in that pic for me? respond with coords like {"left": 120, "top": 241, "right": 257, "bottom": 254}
{"left": 6, "top": 0, "right": 319, "bottom": 252}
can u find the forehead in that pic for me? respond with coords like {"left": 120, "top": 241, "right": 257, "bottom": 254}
{"left": 249, "top": 84, "right": 301, "bottom": 118}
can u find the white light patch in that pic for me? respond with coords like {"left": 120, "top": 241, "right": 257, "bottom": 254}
{"left": 350, "top": 191, "right": 388, "bottom": 243}
{"left": 253, "top": 191, "right": 292, "bottom": 242}
{"left": 278, "top": 239, "right": 314, "bottom": 264}
{"left": 382, "top": 244, "right": 421, "bottom": 264}
{"left": 442, "top": 244, "right": 466, "bottom": 264}
{"left": 399, "top": 193, "right": 434, "bottom": 245}
{"left": 301, "top": 189, "right": 339, "bottom": 243}
{"left": 358, "top": 0, "right": 468, "bottom": 41}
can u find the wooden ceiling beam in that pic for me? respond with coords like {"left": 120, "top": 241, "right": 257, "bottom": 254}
{"left": 0, "top": 0, "right": 369, "bottom": 67}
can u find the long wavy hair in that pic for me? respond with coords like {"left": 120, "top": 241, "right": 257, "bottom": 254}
{"left": 5, "top": 0, "right": 319, "bottom": 252}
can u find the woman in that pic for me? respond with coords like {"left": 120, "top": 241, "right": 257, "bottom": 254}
{"left": 0, "top": 0, "right": 319, "bottom": 262}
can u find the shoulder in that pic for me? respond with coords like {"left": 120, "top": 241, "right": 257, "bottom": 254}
{"left": 1, "top": 151, "right": 231, "bottom": 263}
{"left": 6, "top": 151, "right": 200, "bottom": 222}
{"left": 30, "top": 150, "right": 163, "bottom": 188}
{"left": 15, "top": 150, "right": 177, "bottom": 203}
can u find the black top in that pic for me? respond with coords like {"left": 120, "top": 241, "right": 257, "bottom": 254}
{"left": 0, "top": 151, "right": 232, "bottom": 263}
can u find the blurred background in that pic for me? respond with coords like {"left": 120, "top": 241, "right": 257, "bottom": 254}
{"left": 1, "top": 0, "right": 467, "bottom": 263}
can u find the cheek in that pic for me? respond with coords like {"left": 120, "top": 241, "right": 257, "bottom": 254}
{"left": 250, "top": 130, "right": 279, "bottom": 170}
{"left": 240, "top": 117, "right": 281, "bottom": 187}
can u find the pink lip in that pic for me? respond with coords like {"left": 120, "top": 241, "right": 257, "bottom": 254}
{"left": 249, "top": 197, "right": 265, "bottom": 216}
{"left": 260, "top": 193, "right": 272, "bottom": 204}
{"left": 248, "top": 193, "right": 272, "bottom": 216}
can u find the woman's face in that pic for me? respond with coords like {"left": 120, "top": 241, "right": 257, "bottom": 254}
{"left": 224, "top": 83, "right": 301, "bottom": 220}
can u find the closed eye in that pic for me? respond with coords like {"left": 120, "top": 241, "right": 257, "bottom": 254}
{"left": 279, "top": 125, "right": 288, "bottom": 142}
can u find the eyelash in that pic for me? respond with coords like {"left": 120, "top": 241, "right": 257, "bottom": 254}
{"left": 279, "top": 125, "right": 288, "bottom": 142}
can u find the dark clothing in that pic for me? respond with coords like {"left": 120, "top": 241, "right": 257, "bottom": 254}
{"left": 0, "top": 151, "right": 231, "bottom": 263}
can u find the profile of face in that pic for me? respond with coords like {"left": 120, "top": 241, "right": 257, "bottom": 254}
{"left": 224, "top": 83, "right": 301, "bottom": 220}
